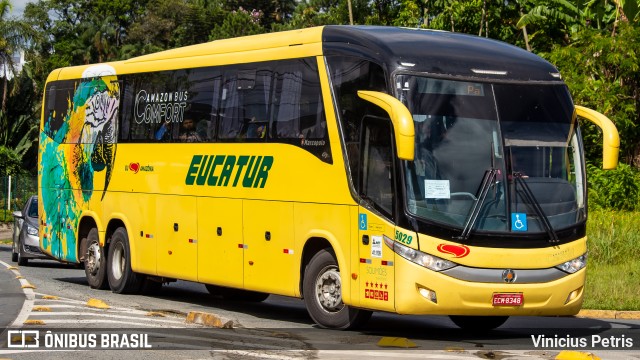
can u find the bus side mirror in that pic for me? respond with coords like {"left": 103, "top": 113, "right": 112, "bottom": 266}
{"left": 357, "top": 90, "right": 415, "bottom": 161}
{"left": 575, "top": 105, "right": 620, "bottom": 170}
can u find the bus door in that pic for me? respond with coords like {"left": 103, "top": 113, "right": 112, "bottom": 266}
{"left": 357, "top": 117, "right": 396, "bottom": 312}
{"left": 156, "top": 195, "right": 198, "bottom": 281}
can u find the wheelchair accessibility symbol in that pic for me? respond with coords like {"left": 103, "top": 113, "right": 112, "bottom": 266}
{"left": 511, "top": 213, "right": 528, "bottom": 232}
{"left": 359, "top": 213, "right": 368, "bottom": 230}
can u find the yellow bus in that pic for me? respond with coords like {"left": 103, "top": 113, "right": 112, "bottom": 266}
{"left": 38, "top": 26, "right": 619, "bottom": 330}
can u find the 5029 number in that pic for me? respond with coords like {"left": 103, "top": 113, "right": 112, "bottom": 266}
{"left": 395, "top": 230, "right": 413, "bottom": 245}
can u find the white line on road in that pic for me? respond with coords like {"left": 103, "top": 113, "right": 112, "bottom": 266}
{"left": 27, "top": 312, "right": 185, "bottom": 324}
{"left": 0, "top": 259, "right": 35, "bottom": 326}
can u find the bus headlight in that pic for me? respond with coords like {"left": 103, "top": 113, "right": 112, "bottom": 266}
{"left": 555, "top": 253, "right": 587, "bottom": 274}
{"left": 384, "top": 235, "right": 456, "bottom": 271}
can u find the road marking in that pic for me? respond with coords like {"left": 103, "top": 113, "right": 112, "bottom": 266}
{"left": 29, "top": 319, "right": 186, "bottom": 327}
{"left": 0, "top": 259, "right": 35, "bottom": 326}
{"left": 319, "top": 350, "right": 486, "bottom": 359}
{"left": 28, "top": 312, "right": 185, "bottom": 324}
{"left": 87, "top": 298, "right": 110, "bottom": 309}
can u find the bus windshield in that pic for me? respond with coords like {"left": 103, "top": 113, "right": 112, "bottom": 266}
{"left": 399, "top": 76, "right": 585, "bottom": 235}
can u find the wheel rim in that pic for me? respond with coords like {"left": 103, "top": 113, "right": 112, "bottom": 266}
{"left": 111, "top": 242, "right": 125, "bottom": 281}
{"left": 314, "top": 265, "right": 343, "bottom": 313}
{"left": 86, "top": 241, "right": 101, "bottom": 276}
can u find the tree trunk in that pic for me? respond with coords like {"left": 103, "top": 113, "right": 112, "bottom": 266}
{"left": 519, "top": 8, "right": 532, "bottom": 51}
{"left": 423, "top": 3, "right": 429, "bottom": 27}
{"left": 479, "top": 0, "right": 486, "bottom": 36}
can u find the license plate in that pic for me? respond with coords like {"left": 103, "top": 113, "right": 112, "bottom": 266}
{"left": 492, "top": 293, "right": 523, "bottom": 306}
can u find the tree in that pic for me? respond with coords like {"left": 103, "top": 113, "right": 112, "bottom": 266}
{"left": 0, "top": 145, "right": 23, "bottom": 176}
{"left": 1, "top": 0, "right": 36, "bottom": 112}
{"left": 545, "top": 22, "right": 640, "bottom": 167}
{"left": 210, "top": 7, "right": 266, "bottom": 40}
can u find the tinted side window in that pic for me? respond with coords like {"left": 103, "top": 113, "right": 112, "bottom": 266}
{"left": 116, "top": 58, "right": 330, "bottom": 162}
{"left": 218, "top": 68, "right": 273, "bottom": 142}
{"left": 217, "top": 58, "right": 331, "bottom": 162}
{"left": 327, "top": 57, "right": 388, "bottom": 189}
{"left": 270, "top": 59, "right": 330, "bottom": 163}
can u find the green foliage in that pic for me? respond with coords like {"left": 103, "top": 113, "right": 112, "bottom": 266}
{"left": 209, "top": 7, "right": 265, "bottom": 41}
{"left": 587, "top": 209, "right": 640, "bottom": 263}
{"left": 0, "top": 145, "right": 23, "bottom": 176}
{"left": 544, "top": 23, "right": 640, "bottom": 166}
{"left": 587, "top": 163, "right": 640, "bottom": 211}
{"left": 584, "top": 208, "right": 640, "bottom": 310}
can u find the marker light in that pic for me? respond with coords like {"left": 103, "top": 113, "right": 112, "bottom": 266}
{"left": 471, "top": 69, "right": 508, "bottom": 76}
{"left": 555, "top": 253, "right": 587, "bottom": 274}
{"left": 418, "top": 287, "right": 438, "bottom": 303}
{"left": 565, "top": 286, "right": 583, "bottom": 304}
{"left": 384, "top": 236, "right": 456, "bottom": 272}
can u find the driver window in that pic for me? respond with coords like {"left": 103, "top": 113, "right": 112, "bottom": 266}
{"left": 361, "top": 117, "right": 395, "bottom": 219}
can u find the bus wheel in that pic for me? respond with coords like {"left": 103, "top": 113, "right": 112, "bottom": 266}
{"left": 107, "top": 227, "right": 143, "bottom": 294}
{"left": 84, "top": 228, "right": 108, "bottom": 290}
{"left": 205, "top": 284, "right": 269, "bottom": 302}
{"left": 303, "top": 249, "right": 372, "bottom": 329}
{"left": 449, "top": 315, "right": 509, "bottom": 330}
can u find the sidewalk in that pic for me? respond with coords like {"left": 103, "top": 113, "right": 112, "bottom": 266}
{"left": 0, "top": 222, "right": 12, "bottom": 240}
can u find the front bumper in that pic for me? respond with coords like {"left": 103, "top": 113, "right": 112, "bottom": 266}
{"left": 21, "top": 233, "right": 49, "bottom": 259}
{"left": 394, "top": 255, "right": 584, "bottom": 316}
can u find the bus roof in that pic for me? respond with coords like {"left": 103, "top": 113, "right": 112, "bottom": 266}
{"left": 322, "top": 26, "right": 562, "bottom": 83}
{"left": 50, "top": 26, "right": 562, "bottom": 84}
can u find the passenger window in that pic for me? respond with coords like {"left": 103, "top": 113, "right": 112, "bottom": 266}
{"left": 218, "top": 68, "right": 273, "bottom": 142}
{"left": 269, "top": 59, "right": 331, "bottom": 163}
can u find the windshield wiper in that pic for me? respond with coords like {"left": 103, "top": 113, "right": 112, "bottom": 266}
{"left": 513, "top": 173, "right": 559, "bottom": 243}
{"left": 456, "top": 168, "right": 498, "bottom": 241}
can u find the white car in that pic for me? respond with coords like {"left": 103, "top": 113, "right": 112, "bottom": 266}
{"left": 12, "top": 195, "right": 48, "bottom": 265}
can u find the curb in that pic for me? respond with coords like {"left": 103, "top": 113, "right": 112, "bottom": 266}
{"left": 185, "top": 311, "right": 234, "bottom": 328}
{"left": 577, "top": 309, "right": 640, "bottom": 320}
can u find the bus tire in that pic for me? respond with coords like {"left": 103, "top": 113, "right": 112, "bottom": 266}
{"left": 107, "top": 227, "right": 143, "bottom": 294}
{"left": 303, "top": 249, "right": 372, "bottom": 329}
{"left": 449, "top": 315, "right": 509, "bottom": 330}
{"left": 205, "top": 284, "right": 269, "bottom": 302}
{"left": 84, "top": 228, "right": 108, "bottom": 290}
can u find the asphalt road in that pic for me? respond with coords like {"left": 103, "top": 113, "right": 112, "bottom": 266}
{"left": 1, "top": 244, "right": 640, "bottom": 360}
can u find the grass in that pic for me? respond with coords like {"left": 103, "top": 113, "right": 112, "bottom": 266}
{"left": 0, "top": 209, "right": 14, "bottom": 223}
{"left": 583, "top": 209, "right": 640, "bottom": 310}
{"left": 584, "top": 262, "right": 640, "bottom": 310}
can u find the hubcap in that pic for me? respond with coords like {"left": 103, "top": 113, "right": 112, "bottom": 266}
{"left": 314, "top": 266, "right": 343, "bottom": 312}
{"left": 111, "top": 242, "right": 125, "bottom": 281}
{"left": 86, "top": 242, "right": 101, "bottom": 275}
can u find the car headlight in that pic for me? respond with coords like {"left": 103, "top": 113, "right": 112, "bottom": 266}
{"left": 27, "top": 224, "right": 38, "bottom": 236}
{"left": 384, "top": 235, "right": 457, "bottom": 271}
{"left": 555, "top": 253, "right": 587, "bottom": 274}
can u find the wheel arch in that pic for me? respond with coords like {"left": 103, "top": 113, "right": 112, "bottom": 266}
{"left": 299, "top": 232, "right": 352, "bottom": 304}
{"left": 77, "top": 213, "right": 102, "bottom": 263}
{"left": 104, "top": 214, "right": 136, "bottom": 270}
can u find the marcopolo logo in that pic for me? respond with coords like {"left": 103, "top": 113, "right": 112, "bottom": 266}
{"left": 185, "top": 155, "right": 273, "bottom": 188}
